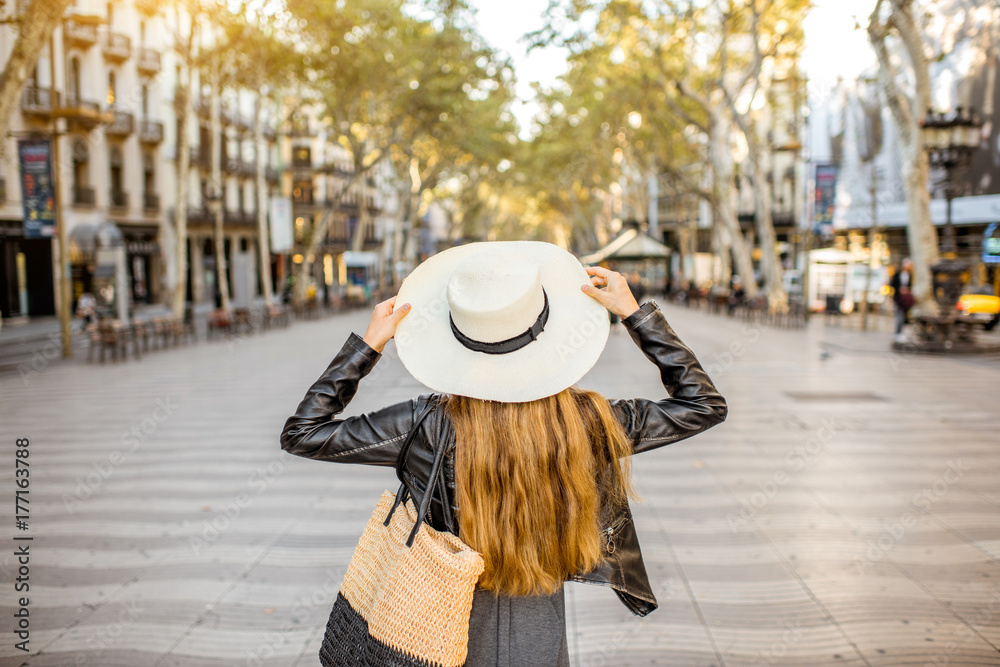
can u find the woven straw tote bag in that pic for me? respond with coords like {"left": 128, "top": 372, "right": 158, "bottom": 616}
{"left": 319, "top": 406, "right": 485, "bottom": 667}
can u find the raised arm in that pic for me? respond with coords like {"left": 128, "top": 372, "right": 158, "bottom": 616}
{"left": 279, "top": 297, "right": 419, "bottom": 465}
{"left": 279, "top": 333, "right": 423, "bottom": 465}
{"left": 610, "top": 300, "right": 728, "bottom": 454}
{"left": 580, "top": 268, "right": 727, "bottom": 454}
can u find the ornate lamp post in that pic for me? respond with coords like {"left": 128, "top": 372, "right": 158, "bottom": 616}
{"left": 918, "top": 106, "right": 982, "bottom": 315}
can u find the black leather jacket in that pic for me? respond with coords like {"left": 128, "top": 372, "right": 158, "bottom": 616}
{"left": 280, "top": 299, "right": 728, "bottom": 617}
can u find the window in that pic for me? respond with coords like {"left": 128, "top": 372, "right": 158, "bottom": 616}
{"left": 141, "top": 84, "right": 148, "bottom": 117}
{"left": 139, "top": 20, "right": 145, "bottom": 44}
{"left": 107, "top": 71, "right": 116, "bottom": 106}
{"left": 69, "top": 57, "right": 81, "bottom": 102}
{"left": 106, "top": 2, "right": 113, "bottom": 27}
{"left": 72, "top": 140, "right": 90, "bottom": 202}
{"left": 109, "top": 146, "right": 124, "bottom": 200}
{"left": 143, "top": 153, "right": 155, "bottom": 199}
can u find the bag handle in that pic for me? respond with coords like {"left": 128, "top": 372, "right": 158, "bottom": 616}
{"left": 404, "top": 430, "right": 451, "bottom": 547}
{"left": 382, "top": 400, "right": 435, "bottom": 532}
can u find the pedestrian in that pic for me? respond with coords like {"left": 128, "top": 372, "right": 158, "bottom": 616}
{"left": 627, "top": 269, "right": 645, "bottom": 303}
{"left": 75, "top": 292, "right": 97, "bottom": 333}
{"left": 889, "top": 257, "right": 915, "bottom": 341}
{"left": 728, "top": 276, "right": 746, "bottom": 315}
{"left": 280, "top": 241, "right": 728, "bottom": 667}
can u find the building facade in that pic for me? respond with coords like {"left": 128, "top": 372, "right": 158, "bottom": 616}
{"left": 0, "top": 0, "right": 401, "bottom": 322}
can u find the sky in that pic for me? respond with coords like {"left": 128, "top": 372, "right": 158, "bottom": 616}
{"left": 466, "top": 0, "right": 568, "bottom": 137}
{"left": 466, "top": 0, "right": 880, "bottom": 139}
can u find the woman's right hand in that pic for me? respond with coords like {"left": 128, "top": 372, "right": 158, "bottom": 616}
{"left": 581, "top": 266, "right": 641, "bottom": 319}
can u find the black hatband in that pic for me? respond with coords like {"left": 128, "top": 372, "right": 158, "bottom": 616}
{"left": 449, "top": 289, "right": 549, "bottom": 355}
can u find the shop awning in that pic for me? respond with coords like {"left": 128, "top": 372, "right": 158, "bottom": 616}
{"left": 69, "top": 221, "right": 123, "bottom": 264}
{"left": 578, "top": 228, "right": 672, "bottom": 265}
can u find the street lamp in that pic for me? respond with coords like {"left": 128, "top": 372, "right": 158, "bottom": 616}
{"left": 919, "top": 106, "right": 982, "bottom": 314}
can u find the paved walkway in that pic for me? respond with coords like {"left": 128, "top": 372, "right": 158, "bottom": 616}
{"left": 1, "top": 303, "right": 998, "bottom": 666}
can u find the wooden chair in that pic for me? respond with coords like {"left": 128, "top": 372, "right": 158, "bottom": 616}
{"left": 232, "top": 308, "right": 253, "bottom": 336}
{"left": 93, "top": 319, "right": 126, "bottom": 362}
{"left": 207, "top": 309, "right": 232, "bottom": 340}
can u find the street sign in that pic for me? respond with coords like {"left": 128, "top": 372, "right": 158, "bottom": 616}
{"left": 813, "top": 163, "right": 837, "bottom": 234}
{"left": 17, "top": 138, "right": 56, "bottom": 239}
{"left": 269, "top": 196, "right": 293, "bottom": 253}
{"left": 983, "top": 222, "right": 1000, "bottom": 264}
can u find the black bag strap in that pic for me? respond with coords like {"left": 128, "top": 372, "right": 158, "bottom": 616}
{"left": 382, "top": 399, "right": 438, "bottom": 540}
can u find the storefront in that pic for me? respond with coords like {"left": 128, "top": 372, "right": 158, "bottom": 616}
{"left": 0, "top": 218, "right": 55, "bottom": 318}
{"left": 68, "top": 221, "right": 129, "bottom": 320}
{"left": 122, "top": 225, "right": 159, "bottom": 305}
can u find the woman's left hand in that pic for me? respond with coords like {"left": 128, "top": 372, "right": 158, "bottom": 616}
{"left": 362, "top": 296, "right": 411, "bottom": 353}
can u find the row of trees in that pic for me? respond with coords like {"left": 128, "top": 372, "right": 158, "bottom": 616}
{"left": 510, "top": 0, "right": 811, "bottom": 312}
{"left": 2, "top": 0, "right": 991, "bottom": 316}
{"left": 0, "top": 0, "right": 518, "bottom": 314}
{"left": 173, "top": 0, "right": 520, "bottom": 310}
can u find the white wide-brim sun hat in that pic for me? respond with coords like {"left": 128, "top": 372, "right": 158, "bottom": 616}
{"left": 393, "top": 241, "right": 610, "bottom": 403}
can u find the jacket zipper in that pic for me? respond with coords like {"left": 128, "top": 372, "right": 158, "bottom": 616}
{"left": 602, "top": 513, "right": 629, "bottom": 554}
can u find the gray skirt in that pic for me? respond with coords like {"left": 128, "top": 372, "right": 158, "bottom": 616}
{"left": 465, "top": 585, "right": 570, "bottom": 667}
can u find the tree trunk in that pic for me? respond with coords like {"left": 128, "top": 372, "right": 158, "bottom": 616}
{"left": 169, "top": 20, "right": 198, "bottom": 319}
{"left": 254, "top": 95, "right": 274, "bottom": 305}
{"left": 869, "top": 0, "right": 938, "bottom": 315}
{"left": 391, "top": 177, "right": 410, "bottom": 283}
{"left": 0, "top": 0, "right": 74, "bottom": 145}
{"left": 709, "top": 107, "right": 758, "bottom": 296}
{"left": 210, "top": 58, "right": 230, "bottom": 311}
{"left": 901, "top": 142, "right": 938, "bottom": 307}
{"left": 712, "top": 217, "right": 732, "bottom": 287}
{"left": 747, "top": 142, "right": 788, "bottom": 312}
{"left": 350, "top": 175, "right": 370, "bottom": 253}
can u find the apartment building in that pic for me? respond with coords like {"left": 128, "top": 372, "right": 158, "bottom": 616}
{"left": 0, "top": 0, "right": 398, "bottom": 321}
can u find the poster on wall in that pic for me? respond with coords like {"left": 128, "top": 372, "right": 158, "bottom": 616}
{"left": 269, "top": 196, "right": 293, "bottom": 253}
{"left": 813, "top": 163, "right": 838, "bottom": 236}
{"left": 18, "top": 138, "right": 56, "bottom": 239}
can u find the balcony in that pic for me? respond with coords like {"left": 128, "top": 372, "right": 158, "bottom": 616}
{"left": 104, "top": 32, "right": 131, "bottom": 61}
{"left": 223, "top": 209, "right": 257, "bottom": 226}
{"left": 109, "top": 190, "right": 129, "bottom": 209}
{"left": 222, "top": 158, "right": 258, "bottom": 177}
{"left": 137, "top": 48, "right": 160, "bottom": 74}
{"left": 138, "top": 119, "right": 163, "bottom": 144}
{"left": 187, "top": 207, "right": 212, "bottom": 224}
{"left": 22, "top": 86, "right": 57, "bottom": 117}
{"left": 57, "top": 95, "right": 108, "bottom": 130}
{"left": 73, "top": 186, "right": 96, "bottom": 206}
{"left": 64, "top": 17, "right": 99, "bottom": 48}
{"left": 143, "top": 192, "right": 160, "bottom": 211}
{"left": 105, "top": 110, "right": 134, "bottom": 136}
{"left": 135, "top": 0, "right": 160, "bottom": 16}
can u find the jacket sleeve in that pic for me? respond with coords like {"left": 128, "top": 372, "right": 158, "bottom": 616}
{"left": 279, "top": 332, "right": 419, "bottom": 466}
{"left": 609, "top": 300, "right": 728, "bottom": 454}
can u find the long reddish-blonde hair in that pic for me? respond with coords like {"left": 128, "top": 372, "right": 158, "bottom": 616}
{"left": 441, "top": 387, "right": 636, "bottom": 596}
